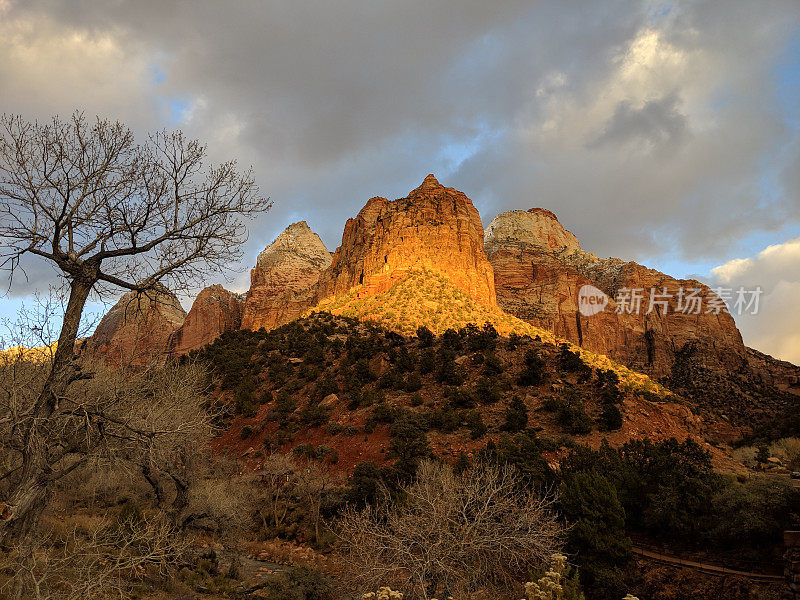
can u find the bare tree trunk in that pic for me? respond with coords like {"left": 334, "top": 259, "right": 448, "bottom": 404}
{"left": 169, "top": 472, "right": 189, "bottom": 515}
{"left": 141, "top": 463, "right": 165, "bottom": 507}
{"left": 0, "top": 279, "right": 93, "bottom": 545}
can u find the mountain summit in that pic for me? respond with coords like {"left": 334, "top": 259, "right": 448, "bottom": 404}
{"left": 412, "top": 173, "right": 443, "bottom": 194}
{"left": 315, "top": 175, "right": 496, "bottom": 306}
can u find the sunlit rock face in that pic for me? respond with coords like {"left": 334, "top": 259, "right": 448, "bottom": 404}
{"left": 241, "top": 221, "right": 332, "bottom": 331}
{"left": 486, "top": 209, "right": 746, "bottom": 377}
{"left": 315, "top": 174, "right": 497, "bottom": 306}
{"left": 169, "top": 284, "right": 243, "bottom": 355}
{"left": 88, "top": 284, "right": 186, "bottom": 365}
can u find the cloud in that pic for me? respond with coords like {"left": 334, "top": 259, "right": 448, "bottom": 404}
{"left": 709, "top": 238, "right": 800, "bottom": 363}
{"left": 588, "top": 92, "right": 688, "bottom": 155}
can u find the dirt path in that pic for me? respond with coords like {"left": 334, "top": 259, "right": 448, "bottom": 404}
{"left": 632, "top": 546, "right": 783, "bottom": 582}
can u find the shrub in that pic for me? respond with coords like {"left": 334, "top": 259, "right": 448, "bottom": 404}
{"left": 240, "top": 425, "right": 254, "bottom": 439}
{"left": 345, "top": 462, "right": 385, "bottom": 508}
{"left": 418, "top": 348, "right": 435, "bottom": 374}
{"left": 558, "top": 343, "right": 591, "bottom": 379}
{"left": 337, "top": 461, "right": 561, "bottom": 598}
{"left": 428, "top": 406, "right": 460, "bottom": 433}
{"left": 440, "top": 328, "right": 463, "bottom": 352}
{"left": 503, "top": 396, "right": 529, "bottom": 432}
{"left": 464, "top": 410, "right": 488, "bottom": 439}
{"left": 416, "top": 325, "right": 435, "bottom": 347}
{"left": 479, "top": 430, "right": 555, "bottom": 487}
{"left": 435, "top": 348, "right": 464, "bottom": 386}
{"left": 445, "top": 387, "right": 476, "bottom": 409}
{"left": 299, "top": 402, "right": 332, "bottom": 427}
{"left": 559, "top": 472, "right": 631, "bottom": 599}
{"left": 548, "top": 390, "right": 592, "bottom": 435}
{"left": 372, "top": 402, "right": 395, "bottom": 424}
{"left": 404, "top": 372, "right": 422, "bottom": 392}
{"left": 389, "top": 414, "right": 431, "bottom": 478}
{"left": 523, "top": 553, "right": 585, "bottom": 600}
{"left": 599, "top": 403, "right": 623, "bottom": 431}
{"left": 517, "top": 349, "right": 545, "bottom": 386}
{"left": 260, "top": 565, "right": 335, "bottom": 600}
{"left": 474, "top": 376, "right": 502, "bottom": 405}
{"left": 483, "top": 352, "right": 504, "bottom": 375}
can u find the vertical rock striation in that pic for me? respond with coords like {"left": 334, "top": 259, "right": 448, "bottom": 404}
{"left": 169, "top": 284, "right": 244, "bottom": 355}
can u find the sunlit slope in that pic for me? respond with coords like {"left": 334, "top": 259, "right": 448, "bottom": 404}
{"left": 311, "top": 267, "right": 669, "bottom": 396}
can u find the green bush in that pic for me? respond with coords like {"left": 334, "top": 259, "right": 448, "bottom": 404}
{"left": 404, "top": 372, "right": 423, "bottom": 392}
{"left": 517, "top": 349, "right": 545, "bottom": 386}
{"left": 559, "top": 472, "right": 631, "bottom": 599}
{"left": 416, "top": 325, "right": 435, "bottom": 347}
{"left": 464, "top": 410, "right": 488, "bottom": 439}
{"left": 435, "top": 348, "right": 464, "bottom": 386}
{"left": 389, "top": 414, "right": 431, "bottom": 478}
{"left": 599, "top": 403, "right": 623, "bottom": 431}
{"left": 482, "top": 352, "right": 504, "bottom": 375}
{"left": 474, "top": 376, "right": 502, "bottom": 404}
{"left": 260, "top": 565, "right": 334, "bottom": 600}
{"left": 503, "top": 396, "right": 529, "bottom": 432}
{"left": 299, "top": 402, "right": 331, "bottom": 427}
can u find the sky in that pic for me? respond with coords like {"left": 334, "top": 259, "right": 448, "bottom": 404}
{"left": 0, "top": 0, "right": 799, "bottom": 362}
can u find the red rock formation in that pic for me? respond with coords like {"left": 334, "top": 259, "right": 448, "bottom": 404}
{"left": 485, "top": 209, "right": 746, "bottom": 377}
{"left": 241, "top": 221, "right": 332, "bottom": 331}
{"left": 316, "top": 174, "right": 496, "bottom": 306}
{"left": 169, "top": 284, "right": 243, "bottom": 355}
{"left": 88, "top": 284, "right": 186, "bottom": 365}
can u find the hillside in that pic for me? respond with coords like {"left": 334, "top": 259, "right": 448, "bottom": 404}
{"left": 312, "top": 267, "right": 668, "bottom": 396}
{"left": 192, "top": 313, "right": 740, "bottom": 475}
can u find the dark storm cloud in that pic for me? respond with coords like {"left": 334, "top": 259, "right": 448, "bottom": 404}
{"left": 588, "top": 93, "right": 688, "bottom": 154}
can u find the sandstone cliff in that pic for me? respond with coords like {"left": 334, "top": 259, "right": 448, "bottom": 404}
{"left": 315, "top": 174, "right": 496, "bottom": 306}
{"left": 241, "top": 221, "right": 332, "bottom": 331}
{"left": 485, "top": 209, "right": 746, "bottom": 378}
{"left": 88, "top": 284, "right": 186, "bottom": 365}
{"left": 169, "top": 284, "right": 243, "bottom": 355}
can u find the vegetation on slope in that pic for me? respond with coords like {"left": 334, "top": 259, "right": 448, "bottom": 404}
{"left": 190, "top": 314, "right": 796, "bottom": 599}
{"left": 312, "top": 267, "right": 669, "bottom": 397}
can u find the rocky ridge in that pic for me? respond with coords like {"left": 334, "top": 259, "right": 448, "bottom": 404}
{"left": 85, "top": 174, "right": 798, "bottom": 426}
{"left": 87, "top": 284, "right": 186, "bottom": 365}
{"left": 241, "top": 221, "right": 332, "bottom": 332}
{"left": 485, "top": 208, "right": 746, "bottom": 378}
{"left": 169, "top": 285, "right": 244, "bottom": 355}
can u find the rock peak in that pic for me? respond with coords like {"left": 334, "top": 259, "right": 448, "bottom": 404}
{"left": 285, "top": 220, "right": 311, "bottom": 232}
{"left": 484, "top": 210, "right": 582, "bottom": 257}
{"left": 413, "top": 173, "right": 443, "bottom": 194}
{"left": 242, "top": 221, "right": 332, "bottom": 331}
{"left": 315, "top": 176, "right": 496, "bottom": 306}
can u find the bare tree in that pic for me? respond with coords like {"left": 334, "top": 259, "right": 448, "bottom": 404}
{"left": 1, "top": 512, "right": 187, "bottom": 600}
{"left": 295, "top": 460, "right": 334, "bottom": 544}
{"left": 258, "top": 453, "right": 298, "bottom": 531}
{"left": 0, "top": 111, "right": 269, "bottom": 543}
{"left": 337, "top": 460, "right": 562, "bottom": 599}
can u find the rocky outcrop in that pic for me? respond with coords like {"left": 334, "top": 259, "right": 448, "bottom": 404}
{"left": 486, "top": 209, "right": 746, "bottom": 377}
{"left": 746, "top": 347, "right": 800, "bottom": 395}
{"left": 241, "top": 222, "right": 332, "bottom": 331}
{"left": 316, "top": 174, "right": 496, "bottom": 306}
{"left": 88, "top": 284, "right": 186, "bottom": 365}
{"left": 169, "top": 285, "right": 244, "bottom": 355}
